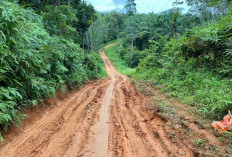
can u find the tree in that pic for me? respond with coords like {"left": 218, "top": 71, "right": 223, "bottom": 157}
{"left": 173, "top": 0, "right": 184, "bottom": 5}
{"left": 124, "top": 0, "right": 137, "bottom": 16}
{"left": 105, "top": 11, "right": 124, "bottom": 41}
{"left": 18, "top": 0, "right": 96, "bottom": 49}
{"left": 86, "top": 13, "right": 109, "bottom": 51}
{"left": 42, "top": 5, "right": 78, "bottom": 38}
{"left": 171, "top": 8, "right": 181, "bottom": 38}
{"left": 186, "top": 0, "right": 231, "bottom": 22}
{"left": 73, "top": 2, "right": 97, "bottom": 50}
{"left": 85, "top": 10, "right": 125, "bottom": 51}
{"left": 124, "top": 16, "right": 140, "bottom": 67}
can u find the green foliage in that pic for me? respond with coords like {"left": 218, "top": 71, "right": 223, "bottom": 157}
{"left": 181, "top": 15, "right": 232, "bottom": 77}
{"left": 74, "top": 1, "right": 96, "bottom": 34}
{"left": 122, "top": 10, "right": 201, "bottom": 51}
{"left": 18, "top": 0, "right": 97, "bottom": 48}
{"left": 105, "top": 42, "right": 135, "bottom": 76}
{"left": 192, "top": 138, "right": 206, "bottom": 148}
{"left": 110, "top": 40, "right": 146, "bottom": 68}
{"left": 133, "top": 14, "right": 232, "bottom": 119}
{"left": 42, "top": 5, "right": 79, "bottom": 39}
{"left": 105, "top": 11, "right": 124, "bottom": 41}
{"left": 87, "top": 2, "right": 201, "bottom": 53}
{"left": 86, "top": 11, "right": 124, "bottom": 51}
{"left": 86, "top": 13, "right": 110, "bottom": 51}
{"left": 84, "top": 52, "right": 107, "bottom": 79}
{"left": 186, "top": 0, "right": 231, "bottom": 22}
{"left": 125, "top": 0, "right": 137, "bottom": 16}
{"left": 0, "top": 0, "right": 104, "bottom": 140}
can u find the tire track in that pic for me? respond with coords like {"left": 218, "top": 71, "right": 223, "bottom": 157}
{"left": 0, "top": 43, "right": 196, "bottom": 157}
{"left": 0, "top": 80, "right": 110, "bottom": 157}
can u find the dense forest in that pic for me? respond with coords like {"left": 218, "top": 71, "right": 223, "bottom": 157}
{"left": 0, "top": 0, "right": 231, "bottom": 142}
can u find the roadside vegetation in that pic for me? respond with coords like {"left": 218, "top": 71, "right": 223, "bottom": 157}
{"left": 0, "top": 0, "right": 105, "bottom": 141}
{"left": 102, "top": 0, "right": 232, "bottom": 121}
{"left": 105, "top": 43, "right": 135, "bottom": 76}
{"left": 0, "top": 0, "right": 231, "bottom": 144}
{"left": 134, "top": 14, "right": 232, "bottom": 119}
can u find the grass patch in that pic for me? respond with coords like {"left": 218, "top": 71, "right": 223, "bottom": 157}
{"left": 100, "top": 40, "right": 118, "bottom": 49}
{"left": 134, "top": 60, "right": 232, "bottom": 119}
{"left": 132, "top": 15, "right": 232, "bottom": 119}
{"left": 105, "top": 43, "right": 135, "bottom": 77}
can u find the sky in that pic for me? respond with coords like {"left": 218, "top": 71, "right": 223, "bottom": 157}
{"left": 87, "top": 0, "right": 190, "bottom": 13}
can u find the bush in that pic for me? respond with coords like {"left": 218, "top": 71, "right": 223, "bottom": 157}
{"left": 133, "top": 14, "right": 232, "bottom": 119}
{"left": 0, "top": 0, "right": 104, "bottom": 140}
{"left": 182, "top": 15, "right": 232, "bottom": 77}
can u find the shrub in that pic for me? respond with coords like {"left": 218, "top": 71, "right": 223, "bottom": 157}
{"left": 0, "top": 0, "right": 104, "bottom": 141}
{"left": 133, "top": 14, "right": 232, "bottom": 119}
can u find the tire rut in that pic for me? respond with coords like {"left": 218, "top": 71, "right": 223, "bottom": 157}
{"left": 0, "top": 80, "right": 110, "bottom": 157}
{"left": 0, "top": 43, "right": 197, "bottom": 157}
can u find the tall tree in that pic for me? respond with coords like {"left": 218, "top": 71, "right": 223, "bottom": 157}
{"left": 171, "top": 8, "right": 181, "bottom": 38}
{"left": 124, "top": 16, "right": 140, "bottom": 67}
{"left": 86, "top": 13, "right": 109, "bottom": 51}
{"left": 186, "top": 0, "right": 231, "bottom": 22}
{"left": 73, "top": 2, "right": 97, "bottom": 49}
{"left": 106, "top": 11, "right": 124, "bottom": 41}
{"left": 124, "top": 0, "right": 137, "bottom": 16}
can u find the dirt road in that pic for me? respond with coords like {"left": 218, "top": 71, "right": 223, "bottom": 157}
{"left": 0, "top": 44, "right": 203, "bottom": 156}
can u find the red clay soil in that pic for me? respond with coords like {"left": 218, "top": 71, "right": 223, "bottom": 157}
{"left": 0, "top": 44, "right": 229, "bottom": 157}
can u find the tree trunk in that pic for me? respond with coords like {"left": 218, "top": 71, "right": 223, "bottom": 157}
{"left": 130, "top": 39, "right": 134, "bottom": 68}
{"left": 90, "top": 25, "right": 93, "bottom": 52}
{"left": 117, "top": 26, "right": 119, "bottom": 40}
{"left": 172, "top": 12, "right": 177, "bottom": 38}
{"left": 82, "top": 31, "right": 85, "bottom": 52}
{"left": 68, "top": 0, "right": 71, "bottom": 6}
{"left": 172, "top": 20, "right": 177, "bottom": 38}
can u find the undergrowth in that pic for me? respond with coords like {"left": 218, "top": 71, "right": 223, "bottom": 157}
{"left": 106, "top": 14, "right": 232, "bottom": 120}
{"left": 0, "top": 0, "right": 105, "bottom": 141}
{"left": 133, "top": 14, "right": 232, "bottom": 119}
{"left": 105, "top": 42, "right": 135, "bottom": 77}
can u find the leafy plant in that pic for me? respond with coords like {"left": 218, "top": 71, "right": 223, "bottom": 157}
{"left": 105, "top": 42, "right": 135, "bottom": 76}
{"left": 0, "top": 0, "right": 105, "bottom": 141}
{"left": 132, "top": 13, "right": 232, "bottom": 119}
{"left": 192, "top": 138, "right": 206, "bottom": 148}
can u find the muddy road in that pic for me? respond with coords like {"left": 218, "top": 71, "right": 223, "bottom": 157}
{"left": 0, "top": 44, "right": 208, "bottom": 157}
